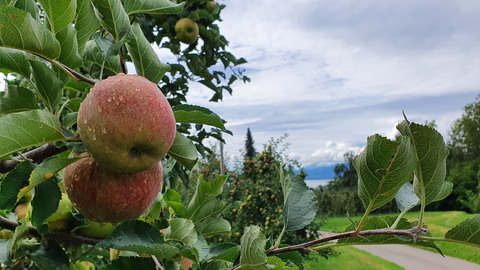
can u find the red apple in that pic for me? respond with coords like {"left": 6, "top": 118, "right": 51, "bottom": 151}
{"left": 78, "top": 73, "right": 176, "bottom": 173}
{"left": 63, "top": 156, "right": 163, "bottom": 223}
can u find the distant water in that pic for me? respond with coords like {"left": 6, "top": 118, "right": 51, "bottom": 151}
{"left": 305, "top": 179, "right": 331, "bottom": 189}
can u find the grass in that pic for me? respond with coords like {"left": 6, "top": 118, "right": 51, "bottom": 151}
{"left": 304, "top": 247, "right": 404, "bottom": 270}
{"left": 316, "top": 211, "right": 480, "bottom": 264}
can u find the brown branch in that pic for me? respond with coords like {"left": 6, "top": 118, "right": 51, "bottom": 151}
{"left": 0, "top": 143, "right": 69, "bottom": 173}
{"left": 0, "top": 215, "right": 100, "bottom": 246}
{"left": 265, "top": 227, "right": 428, "bottom": 256}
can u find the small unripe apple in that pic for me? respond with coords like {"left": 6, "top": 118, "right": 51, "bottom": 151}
{"left": 14, "top": 203, "right": 29, "bottom": 220}
{"left": 78, "top": 73, "right": 176, "bottom": 173}
{"left": 63, "top": 156, "right": 163, "bottom": 223}
{"left": 70, "top": 261, "right": 95, "bottom": 270}
{"left": 46, "top": 193, "right": 74, "bottom": 231}
{"left": 175, "top": 18, "right": 199, "bottom": 45}
{"left": 77, "top": 219, "right": 116, "bottom": 239}
{"left": 205, "top": 1, "right": 217, "bottom": 13}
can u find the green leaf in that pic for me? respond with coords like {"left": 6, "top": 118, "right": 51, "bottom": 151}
{"left": 239, "top": 225, "right": 267, "bottom": 269}
{"left": 205, "top": 243, "right": 240, "bottom": 263}
{"left": 37, "top": 0, "right": 76, "bottom": 33}
{"left": 397, "top": 120, "right": 449, "bottom": 205}
{"left": 31, "top": 178, "right": 61, "bottom": 228}
{"left": 0, "top": 6, "right": 61, "bottom": 60}
{"left": 17, "top": 150, "right": 81, "bottom": 202}
{"left": 165, "top": 218, "right": 198, "bottom": 246}
{"left": 29, "top": 60, "right": 64, "bottom": 112}
{"left": 91, "top": 0, "right": 131, "bottom": 42}
{"left": 0, "top": 110, "right": 65, "bottom": 159}
{"left": 98, "top": 220, "right": 180, "bottom": 260}
{"left": 395, "top": 182, "right": 419, "bottom": 212}
{"left": 163, "top": 189, "right": 188, "bottom": 217}
{"left": 282, "top": 169, "right": 318, "bottom": 231}
{"left": 105, "top": 257, "right": 156, "bottom": 270}
{"left": 274, "top": 251, "right": 303, "bottom": 270}
{"left": 14, "top": 0, "right": 40, "bottom": 20}
{"left": 0, "top": 47, "right": 31, "bottom": 78}
{"left": 62, "top": 112, "right": 77, "bottom": 128}
{"left": 84, "top": 40, "right": 123, "bottom": 74}
{"left": 266, "top": 256, "right": 298, "bottom": 269}
{"left": 126, "top": 23, "right": 170, "bottom": 84}
{"left": 433, "top": 181, "right": 453, "bottom": 202}
{"left": 0, "top": 161, "right": 35, "bottom": 210}
{"left": 187, "top": 174, "right": 227, "bottom": 221}
{"left": 26, "top": 240, "right": 70, "bottom": 268}
{"left": 195, "top": 217, "right": 231, "bottom": 238}
{"left": 75, "top": 0, "right": 100, "bottom": 55}
{"left": 445, "top": 215, "right": 480, "bottom": 248}
{"left": 0, "top": 85, "right": 39, "bottom": 114}
{"left": 190, "top": 199, "right": 226, "bottom": 224}
{"left": 354, "top": 135, "right": 416, "bottom": 212}
{"left": 123, "top": 0, "right": 184, "bottom": 15}
{"left": 173, "top": 104, "right": 225, "bottom": 130}
{"left": 338, "top": 216, "right": 443, "bottom": 254}
{"left": 55, "top": 24, "right": 82, "bottom": 69}
{"left": 168, "top": 131, "right": 198, "bottom": 169}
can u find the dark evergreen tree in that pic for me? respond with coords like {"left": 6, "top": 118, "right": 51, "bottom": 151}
{"left": 245, "top": 128, "right": 256, "bottom": 158}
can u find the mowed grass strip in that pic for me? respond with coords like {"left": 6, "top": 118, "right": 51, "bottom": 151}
{"left": 316, "top": 211, "right": 480, "bottom": 264}
{"left": 304, "top": 247, "right": 404, "bottom": 270}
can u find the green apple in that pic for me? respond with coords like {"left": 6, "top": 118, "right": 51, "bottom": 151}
{"left": 77, "top": 219, "right": 115, "bottom": 239}
{"left": 205, "top": 1, "right": 217, "bottom": 13}
{"left": 45, "top": 193, "right": 74, "bottom": 231}
{"left": 63, "top": 156, "right": 163, "bottom": 223}
{"left": 175, "top": 18, "right": 199, "bottom": 45}
{"left": 77, "top": 73, "right": 176, "bottom": 173}
{"left": 70, "top": 261, "right": 95, "bottom": 270}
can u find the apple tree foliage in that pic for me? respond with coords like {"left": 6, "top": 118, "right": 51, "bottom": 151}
{"left": 0, "top": 1, "right": 480, "bottom": 269}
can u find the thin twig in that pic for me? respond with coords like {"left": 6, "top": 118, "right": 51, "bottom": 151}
{"left": 0, "top": 216, "right": 100, "bottom": 246}
{"left": 151, "top": 255, "right": 164, "bottom": 270}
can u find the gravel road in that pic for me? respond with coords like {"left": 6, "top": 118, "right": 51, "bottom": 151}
{"left": 354, "top": 244, "right": 480, "bottom": 270}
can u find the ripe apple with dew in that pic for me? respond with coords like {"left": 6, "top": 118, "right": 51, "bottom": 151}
{"left": 175, "top": 18, "right": 199, "bottom": 44}
{"left": 63, "top": 156, "right": 162, "bottom": 223}
{"left": 78, "top": 73, "right": 176, "bottom": 173}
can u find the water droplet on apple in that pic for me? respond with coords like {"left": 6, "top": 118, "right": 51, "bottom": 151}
{"left": 149, "top": 96, "right": 154, "bottom": 101}
{"left": 135, "top": 88, "right": 140, "bottom": 92}
{"left": 101, "top": 127, "right": 107, "bottom": 134}
{"left": 119, "top": 95, "right": 124, "bottom": 101}
{"left": 107, "top": 97, "right": 112, "bottom": 102}
{"left": 87, "top": 126, "right": 92, "bottom": 132}
{"left": 138, "top": 125, "right": 144, "bottom": 131}
{"left": 92, "top": 134, "right": 96, "bottom": 140}
{"left": 83, "top": 120, "right": 87, "bottom": 124}
{"left": 98, "top": 106, "right": 102, "bottom": 113}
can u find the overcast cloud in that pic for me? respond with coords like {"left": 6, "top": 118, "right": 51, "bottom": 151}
{"left": 185, "top": 0, "right": 480, "bottom": 167}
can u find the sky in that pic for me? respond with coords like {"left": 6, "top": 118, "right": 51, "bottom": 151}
{"left": 183, "top": 0, "right": 480, "bottom": 168}
{"left": 2, "top": 1, "right": 479, "bottom": 171}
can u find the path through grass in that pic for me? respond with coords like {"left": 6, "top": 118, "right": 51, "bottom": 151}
{"left": 304, "top": 247, "right": 404, "bottom": 269}
{"left": 316, "top": 211, "right": 480, "bottom": 264}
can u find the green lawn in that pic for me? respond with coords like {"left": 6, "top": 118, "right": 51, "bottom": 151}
{"left": 316, "top": 211, "right": 480, "bottom": 264}
{"left": 304, "top": 247, "right": 404, "bottom": 270}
